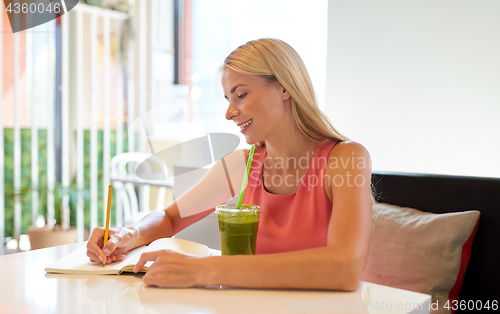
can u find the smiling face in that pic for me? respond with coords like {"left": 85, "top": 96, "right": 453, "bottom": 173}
{"left": 222, "top": 67, "right": 291, "bottom": 145}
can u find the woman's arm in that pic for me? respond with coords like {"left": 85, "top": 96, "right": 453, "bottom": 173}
{"left": 87, "top": 149, "right": 247, "bottom": 263}
{"left": 134, "top": 142, "right": 372, "bottom": 291}
{"left": 133, "top": 148, "right": 247, "bottom": 247}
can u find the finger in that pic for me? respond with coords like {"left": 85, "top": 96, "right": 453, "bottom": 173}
{"left": 87, "top": 251, "right": 119, "bottom": 264}
{"left": 103, "top": 233, "right": 123, "bottom": 256}
{"left": 144, "top": 251, "right": 175, "bottom": 272}
{"left": 86, "top": 250, "right": 101, "bottom": 263}
{"left": 105, "top": 254, "right": 118, "bottom": 264}
{"left": 115, "top": 254, "right": 126, "bottom": 262}
{"left": 101, "top": 253, "right": 125, "bottom": 265}
{"left": 86, "top": 228, "right": 106, "bottom": 262}
{"left": 88, "top": 227, "right": 105, "bottom": 243}
{"left": 133, "top": 251, "right": 163, "bottom": 273}
{"left": 87, "top": 245, "right": 105, "bottom": 263}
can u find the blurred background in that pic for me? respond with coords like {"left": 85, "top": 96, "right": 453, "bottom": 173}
{"left": 1, "top": 0, "right": 498, "bottom": 253}
{"left": 0, "top": 0, "right": 329, "bottom": 253}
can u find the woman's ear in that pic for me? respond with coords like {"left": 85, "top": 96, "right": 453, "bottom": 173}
{"left": 279, "top": 83, "right": 291, "bottom": 101}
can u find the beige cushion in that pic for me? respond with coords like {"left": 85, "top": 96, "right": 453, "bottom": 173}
{"left": 362, "top": 203, "right": 480, "bottom": 314}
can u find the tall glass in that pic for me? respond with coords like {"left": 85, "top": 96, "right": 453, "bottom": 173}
{"left": 215, "top": 205, "right": 261, "bottom": 255}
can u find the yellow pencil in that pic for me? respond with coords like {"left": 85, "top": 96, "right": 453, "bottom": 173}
{"left": 103, "top": 185, "right": 113, "bottom": 267}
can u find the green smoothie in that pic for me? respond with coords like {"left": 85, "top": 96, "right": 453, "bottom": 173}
{"left": 215, "top": 204, "right": 261, "bottom": 255}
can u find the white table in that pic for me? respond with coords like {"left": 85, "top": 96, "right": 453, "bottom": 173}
{"left": 0, "top": 243, "right": 431, "bottom": 314}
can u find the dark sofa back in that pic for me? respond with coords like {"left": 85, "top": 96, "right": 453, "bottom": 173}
{"left": 371, "top": 171, "right": 500, "bottom": 306}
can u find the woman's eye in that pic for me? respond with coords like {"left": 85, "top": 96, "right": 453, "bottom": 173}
{"left": 238, "top": 93, "right": 247, "bottom": 99}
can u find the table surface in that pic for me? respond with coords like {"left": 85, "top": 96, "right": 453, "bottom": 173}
{"left": 0, "top": 243, "right": 431, "bottom": 314}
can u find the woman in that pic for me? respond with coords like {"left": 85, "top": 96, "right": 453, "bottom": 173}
{"left": 86, "top": 38, "right": 372, "bottom": 291}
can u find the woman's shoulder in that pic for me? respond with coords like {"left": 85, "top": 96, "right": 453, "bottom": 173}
{"left": 330, "top": 141, "right": 370, "bottom": 157}
{"left": 326, "top": 141, "right": 371, "bottom": 172}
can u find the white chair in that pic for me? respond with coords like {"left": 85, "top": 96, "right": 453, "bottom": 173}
{"left": 110, "top": 152, "right": 172, "bottom": 226}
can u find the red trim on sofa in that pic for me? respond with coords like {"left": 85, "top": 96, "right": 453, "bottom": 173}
{"left": 448, "top": 214, "right": 481, "bottom": 314}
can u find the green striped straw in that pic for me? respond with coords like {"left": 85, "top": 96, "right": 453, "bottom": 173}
{"left": 236, "top": 145, "right": 255, "bottom": 209}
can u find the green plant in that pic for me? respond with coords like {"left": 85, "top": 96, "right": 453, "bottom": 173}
{"left": 37, "top": 181, "right": 89, "bottom": 229}
{"left": 6, "top": 180, "right": 89, "bottom": 230}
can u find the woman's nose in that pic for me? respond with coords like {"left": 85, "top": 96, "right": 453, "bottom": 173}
{"left": 225, "top": 102, "right": 238, "bottom": 121}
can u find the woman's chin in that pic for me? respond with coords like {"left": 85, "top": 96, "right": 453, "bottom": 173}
{"left": 244, "top": 134, "right": 260, "bottom": 146}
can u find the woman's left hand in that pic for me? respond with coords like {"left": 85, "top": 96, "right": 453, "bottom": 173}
{"left": 133, "top": 250, "right": 209, "bottom": 288}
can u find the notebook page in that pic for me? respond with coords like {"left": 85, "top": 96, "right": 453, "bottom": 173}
{"left": 45, "top": 244, "right": 146, "bottom": 275}
{"left": 145, "top": 238, "right": 210, "bottom": 256}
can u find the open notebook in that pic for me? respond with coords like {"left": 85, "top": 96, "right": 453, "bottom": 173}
{"left": 45, "top": 238, "right": 212, "bottom": 275}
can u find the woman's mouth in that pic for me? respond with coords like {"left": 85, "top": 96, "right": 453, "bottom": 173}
{"left": 239, "top": 118, "right": 254, "bottom": 133}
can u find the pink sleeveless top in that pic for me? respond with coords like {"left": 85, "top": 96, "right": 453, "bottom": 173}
{"left": 242, "top": 140, "right": 337, "bottom": 254}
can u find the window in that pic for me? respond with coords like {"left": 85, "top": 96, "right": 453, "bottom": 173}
{"left": 190, "top": 0, "right": 328, "bottom": 147}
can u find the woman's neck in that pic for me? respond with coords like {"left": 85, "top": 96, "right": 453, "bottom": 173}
{"left": 264, "top": 126, "right": 317, "bottom": 172}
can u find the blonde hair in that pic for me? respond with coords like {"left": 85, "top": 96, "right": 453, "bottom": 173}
{"left": 223, "top": 38, "right": 349, "bottom": 148}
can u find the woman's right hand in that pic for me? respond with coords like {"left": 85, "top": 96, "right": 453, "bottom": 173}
{"left": 86, "top": 227, "right": 137, "bottom": 264}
